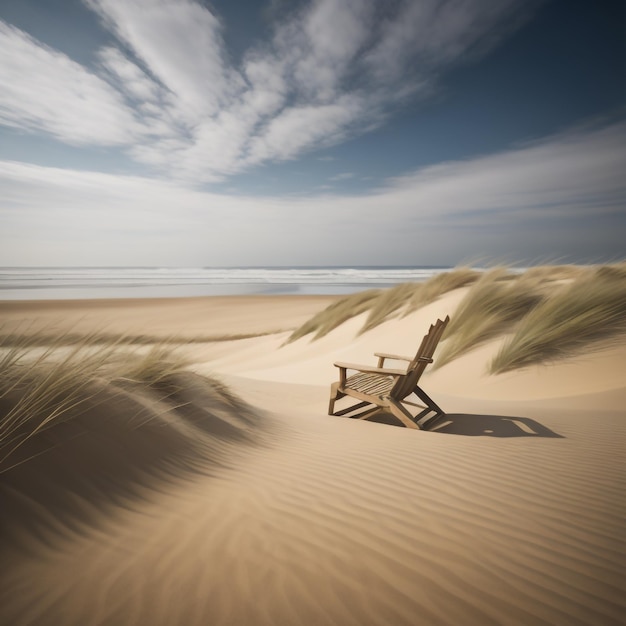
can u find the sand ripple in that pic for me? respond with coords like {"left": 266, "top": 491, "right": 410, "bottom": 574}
{"left": 1, "top": 391, "right": 624, "bottom": 625}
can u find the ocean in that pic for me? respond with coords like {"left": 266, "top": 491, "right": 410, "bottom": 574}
{"left": 0, "top": 266, "right": 461, "bottom": 300}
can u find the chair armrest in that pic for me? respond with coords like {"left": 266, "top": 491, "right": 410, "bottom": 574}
{"left": 416, "top": 357, "right": 433, "bottom": 363}
{"left": 333, "top": 361, "right": 406, "bottom": 376}
{"left": 374, "top": 352, "right": 413, "bottom": 361}
{"left": 374, "top": 352, "right": 414, "bottom": 368}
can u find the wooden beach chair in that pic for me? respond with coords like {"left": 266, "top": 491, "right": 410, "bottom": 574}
{"left": 328, "top": 316, "right": 449, "bottom": 429}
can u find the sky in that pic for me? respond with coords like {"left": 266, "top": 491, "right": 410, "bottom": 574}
{"left": 0, "top": 0, "right": 624, "bottom": 267}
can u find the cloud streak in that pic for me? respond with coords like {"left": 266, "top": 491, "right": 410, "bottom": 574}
{"left": 0, "top": 0, "right": 533, "bottom": 183}
{"left": 2, "top": 120, "right": 624, "bottom": 265}
{"left": 0, "top": 21, "right": 143, "bottom": 145}
{"left": 376, "top": 120, "right": 626, "bottom": 224}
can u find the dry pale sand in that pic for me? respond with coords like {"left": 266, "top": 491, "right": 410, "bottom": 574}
{"left": 1, "top": 292, "right": 625, "bottom": 625}
{"left": 0, "top": 294, "right": 337, "bottom": 338}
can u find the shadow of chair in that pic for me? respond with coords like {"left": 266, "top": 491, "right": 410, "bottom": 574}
{"left": 364, "top": 411, "right": 563, "bottom": 438}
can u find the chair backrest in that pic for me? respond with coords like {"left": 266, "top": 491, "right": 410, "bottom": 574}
{"left": 390, "top": 316, "right": 449, "bottom": 399}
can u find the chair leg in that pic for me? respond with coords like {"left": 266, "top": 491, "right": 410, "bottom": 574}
{"left": 388, "top": 399, "right": 420, "bottom": 429}
{"left": 413, "top": 386, "right": 444, "bottom": 417}
{"left": 329, "top": 382, "right": 344, "bottom": 415}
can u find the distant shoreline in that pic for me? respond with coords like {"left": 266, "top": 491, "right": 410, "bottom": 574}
{"left": 0, "top": 265, "right": 464, "bottom": 300}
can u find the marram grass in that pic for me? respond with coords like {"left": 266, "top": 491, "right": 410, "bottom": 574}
{"left": 286, "top": 268, "right": 480, "bottom": 342}
{"left": 434, "top": 268, "right": 545, "bottom": 368}
{"left": 0, "top": 330, "right": 263, "bottom": 546}
{"left": 288, "top": 262, "right": 626, "bottom": 372}
{"left": 0, "top": 329, "right": 280, "bottom": 348}
{"left": 0, "top": 331, "right": 190, "bottom": 470}
{"left": 490, "top": 264, "right": 626, "bottom": 373}
{"left": 286, "top": 289, "right": 382, "bottom": 343}
{"left": 361, "top": 267, "right": 479, "bottom": 333}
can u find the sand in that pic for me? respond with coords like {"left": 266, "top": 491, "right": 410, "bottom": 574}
{"left": 1, "top": 292, "right": 625, "bottom": 625}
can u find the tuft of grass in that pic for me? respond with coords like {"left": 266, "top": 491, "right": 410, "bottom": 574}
{"left": 286, "top": 289, "right": 381, "bottom": 343}
{"left": 0, "top": 331, "right": 189, "bottom": 469}
{"left": 360, "top": 268, "right": 480, "bottom": 334}
{"left": 403, "top": 267, "right": 480, "bottom": 316}
{"left": 515, "top": 264, "right": 586, "bottom": 284}
{"left": 434, "top": 268, "right": 545, "bottom": 368}
{"left": 359, "top": 282, "right": 422, "bottom": 333}
{"left": 114, "top": 344, "right": 190, "bottom": 387}
{"left": 490, "top": 265, "right": 626, "bottom": 373}
{"left": 287, "top": 268, "right": 480, "bottom": 342}
{"left": 0, "top": 330, "right": 263, "bottom": 550}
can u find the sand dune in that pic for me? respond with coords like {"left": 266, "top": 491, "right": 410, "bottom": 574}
{"left": 1, "top": 289, "right": 625, "bottom": 625}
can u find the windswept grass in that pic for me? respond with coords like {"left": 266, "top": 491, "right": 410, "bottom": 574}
{"left": 287, "top": 268, "right": 480, "bottom": 342}
{"left": 286, "top": 289, "right": 381, "bottom": 343}
{"left": 360, "top": 268, "right": 479, "bottom": 333}
{"left": 0, "top": 330, "right": 263, "bottom": 549}
{"left": 0, "top": 328, "right": 282, "bottom": 348}
{"left": 491, "top": 264, "right": 626, "bottom": 373}
{"left": 434, "top": 268, "right": 546, "bottom": 368}
{"left": 515, "top": 264, "right": 586, "bottom": 284}
{"left": 286, "top": 261, "right": 626, "bottom": 372}
{"left": 403, "top": 267, "right": 480, "bottom": 316}
{"left": 359, "top": 282, "right": 422, "bottom": 334}
{"left": 0, "top": 331, "right": 190, "bottom": 470}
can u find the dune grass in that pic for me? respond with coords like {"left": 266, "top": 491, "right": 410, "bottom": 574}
{"left": 514, "top": 264, "right": 586, "bottom": 284}
{"left": 0, "top": 331, "right": 191, "bottom": 471}
{"left": 360, "top": 268, "right": 479, "bottom": 333}
{"left": 490, "top": 264, "right": 626, "bottom": 373}
{"left": 0, "top": 328, "right": 281, "bottom": 348}
{"left": 286, "top": 268, "right": 480, "bottom": 343}
{"left": 286, "top": 261, "right": 626, "bottom": 372}
{"left": 0, "top": 330, "right": 264, "bottom": 549}
{"left": 403, "top": 268, "right": 480, "bottom": 315}
{"left": 286, "top": 289, "right": 382, "bottom": 343}
{"left": 436, "top": 263, "right": 626, "bottom": 371}
{"left": 434, "top": 268, "right": 546, "bottom": 368}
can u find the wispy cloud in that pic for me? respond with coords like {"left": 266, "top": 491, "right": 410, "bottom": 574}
{"left": 97, "top": 46, "right": 162, "bottom": 104}
{"left": 0, "top": 21, "right": 143, "bottom": 145}
{"left": 87, "top": 0, "right": 243, "bottom": 120}
{"left": 330, "top": 172, "right": 355, "bottom": 181}
{"left": 0, "top": 0, "right": 533, "bottom": 183}
{"left": 376, "top": 119, "right": 626, "bottom": 224}
{"left": 2, "top": 120, "right": 624, "bottom": 265}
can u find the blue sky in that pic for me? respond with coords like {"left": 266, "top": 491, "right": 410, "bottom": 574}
{"left": 0, "top": 0, "right": 624, "bottom": 266}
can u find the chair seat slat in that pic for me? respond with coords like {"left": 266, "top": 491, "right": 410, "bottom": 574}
{"left": 346, "top": 373, "right": 395, "bottom": 395}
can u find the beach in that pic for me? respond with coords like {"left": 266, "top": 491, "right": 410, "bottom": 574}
{"left": 1, "top": 278, "right": 625, "bottom": 625}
